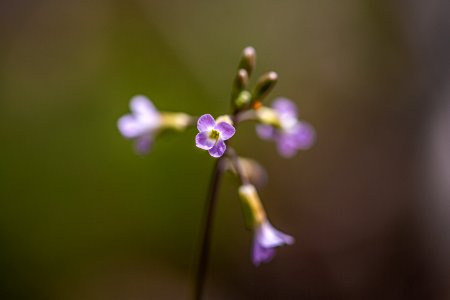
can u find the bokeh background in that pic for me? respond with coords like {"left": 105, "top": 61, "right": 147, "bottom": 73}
{"left": 1, "top": 0, "right": 450, "bottom": 299}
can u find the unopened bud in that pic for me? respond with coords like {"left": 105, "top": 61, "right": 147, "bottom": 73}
{"left": 234, "top": 90, "right": 251, "bottom": 109}
{"left": 252, "top": 71, "right": 278, "bottom": 103}
{"left": 215, "top": 115, "right": 233, "bottom": 126}
{"left": 231, "top": 69, "right": 249, "bottom": 102}
{"left": 238, "top": 46, "right": 256, "bottom": 77}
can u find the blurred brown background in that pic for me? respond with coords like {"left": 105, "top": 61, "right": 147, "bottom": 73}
{"left": 1, "top": 0, "right": 450, "bottom": 299}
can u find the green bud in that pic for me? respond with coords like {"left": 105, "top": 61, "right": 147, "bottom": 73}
{"left": 252, "top": 71, "right": 278, "bottom": 103}
{"left": 237, "top": 46, "right": 256, "bottom": 77}
{"left": 231, "top": 69, "right": 249, "bottom": 102}
{"left": 234, "top": 90, "right": 251, "bottom": 109}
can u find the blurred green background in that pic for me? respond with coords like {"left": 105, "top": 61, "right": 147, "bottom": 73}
{"left": 1, "top": 0, "right": 450, "bottom": 299}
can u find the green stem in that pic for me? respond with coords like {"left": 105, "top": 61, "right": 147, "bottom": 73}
{"left": 192, "top": 112, "right": 251, "bottom": 299}
{"left": 192, "top": 158, "right": 224, "bottom": 300}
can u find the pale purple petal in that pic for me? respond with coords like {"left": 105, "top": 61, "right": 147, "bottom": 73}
{"left": 195, "top": 131, "right": 215, "bottom": 150}
{"left": 118, "top": 96, "right": 161, "bottom": 154}
{"left": 134, "top": 135, "right": 153, "bottom": 154}
{"left": 251, "top": 221, "right": 294, "bottom": 266}
{"left": 258, "top": 98, "right": 315, "bottom": 157}
{"left": 257, "top": 221, "right": 294, "bottom": 248}
{"left": 272, "top": 98, "right": 297, "bottom": 119}
{"left": 197, "top": 114, "right": 216, "bottom": 132}
{"left": 276, "top": 135, "right": 299, "bottom": 158}
{"left": 252, "top": 240, "right": 276, "bottom": 266}
{"left": 127, "top": 95, "right": 161, "bottom": 131}
{"left": 214, "top": 122, "right": 235, "bottom": 140}
{"left": 256, "top": 125, "right": 276, "bottom": 140}
{"left": 208, "top": 139, "right": 226, "bottom": 158}
{"left": 118, "top": 115, "right": 148, "bottom": 138}
{"left": 276, "top": 122, "right": 315, "bottom": 157}
{"left": 130, "top": 95, "right": 158, "bottom": 118}
{"left": 292, "top": 122, "right": 315, "bottom": 149}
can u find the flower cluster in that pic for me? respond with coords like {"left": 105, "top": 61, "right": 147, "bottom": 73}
{"left": 117, "top": 47, "right": 315, "bottom": 267}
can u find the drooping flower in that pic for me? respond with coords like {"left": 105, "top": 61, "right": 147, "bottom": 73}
{"left": 195, "top": 114, "right": 235, "bottom": 158}
{"left": 238, "top": 184, "right": 294, "bottom": 266}
{"left": 252, "top": 220, "right": 294, "bottom": 266}
{"left": 256, "top": 98, "right": 315, "bottom": 158}
{"left": 118, "top": 95, "right": 191, "bottom": 154}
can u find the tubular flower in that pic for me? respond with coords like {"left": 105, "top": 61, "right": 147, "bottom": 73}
{"left": 256, "top": 98, "right": 315, "bottom": 158}
{"left": 195, "top": 114, "right": 236, "bottom": 158}
{"left": 238, "top": 184, "right": 294, "bottom": 266}
{"left": 118, "top": 95, "right": 191, "bottom": 154}
{"left": 252, "top": 220, "right": 295, "bottom": 266}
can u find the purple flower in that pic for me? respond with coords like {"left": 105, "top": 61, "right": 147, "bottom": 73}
{"left": 252, "top": 220, "right": 294, "bottom": 266}
{"left": 118, "top": 95, "right": 161, "bottom": 154}
{"left": 195, "top": 114, "right": 236, "bottom": 158}
{"left": 256, "top": 98, "right": 315, "bottom": 158}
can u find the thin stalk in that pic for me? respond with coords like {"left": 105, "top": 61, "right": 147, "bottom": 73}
{"left": 192, "top": 113, "right": 247, "bottom": 299}
{"left": 227, "top": 147, "right": 250, "bottom": 185}
{"left": 192, "top": 158, "right": 224, "bottom": 300}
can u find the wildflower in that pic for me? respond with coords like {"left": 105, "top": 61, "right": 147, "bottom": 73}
{"left": 238, "top": 184, "right": 294, "bottom": 266}
{"left": 195, "top": 114, "right": 235, "bottom": 158}
{"left": 252, "top": 220, "right": 295, "bottom": 266}
{"left": 118, "top": 95, "right": 191, "bottom": 154}
{"left": 256, "top": 98, "right": 315, "bottom": 157}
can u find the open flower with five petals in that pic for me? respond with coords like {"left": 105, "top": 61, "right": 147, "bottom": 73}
{"left": 195, "top": 114, "right": 236, "bottom": 158}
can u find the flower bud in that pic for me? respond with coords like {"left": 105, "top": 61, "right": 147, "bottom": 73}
{"left": 234, "top": 90, "right": 252, "bottom": 109}
{"left": 252, "top": 71, "right": 278, "bottom": 103}
{"left": 215, "top": 115, "right": 234, "bottom": 126}
{"left": 235, "top": 69, "right": 249, "bottom": 91}
{"left": 238, "top": 46, "right": 256, "bottom": 77}
{"left": 231, "top": 69, "right": 249, "bottom": 103}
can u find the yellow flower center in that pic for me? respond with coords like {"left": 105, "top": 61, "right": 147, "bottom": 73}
{"left": 209, "top": 130, "right": 220, "bottom": 139}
